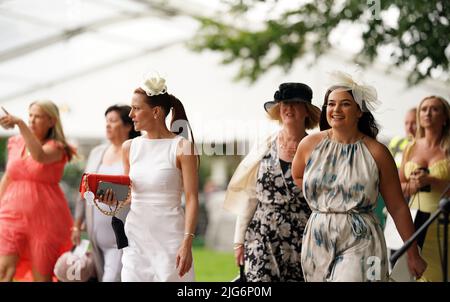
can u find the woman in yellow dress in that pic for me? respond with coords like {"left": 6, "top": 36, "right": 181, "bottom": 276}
{"left": 400, "top": 95, "right": 450, "bottom": 281}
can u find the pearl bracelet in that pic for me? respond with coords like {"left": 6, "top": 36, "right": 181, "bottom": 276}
{"left": 184, "top": 232, "right": 195, "bottom": 239}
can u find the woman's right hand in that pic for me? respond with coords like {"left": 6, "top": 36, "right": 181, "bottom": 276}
{"left": 234, "top": 245, "right": 244, "bottom": 267}
{"left": 408, "top": 168, "right": 430, "bottom": 195}
{"left": 405, "top": 174, "right": 421, "bottom": 195}
{"left": 407, "top": 180, "right": 421, "bottom": 195}
{"left": 0, "top": 113, "right": 21, "bottom": 130}
{"left": 71, "top": 227, "right": 81, "bottom": 246}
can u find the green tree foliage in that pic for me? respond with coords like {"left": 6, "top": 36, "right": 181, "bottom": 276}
{"left": 190, "top": 0, "right": 449, "bottom": 85}
{"left": 0, "top": 137, "right": 7, "bottom": 171}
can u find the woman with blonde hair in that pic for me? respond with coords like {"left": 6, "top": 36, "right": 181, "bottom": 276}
{"left": 224, "top": 82, "right": 320, "bottom": 281}
{"left": 0, "top": 100, "right": 75, "bottom": 281}
{"left": 399, "top": 95, "right": 450, "bottom": 281}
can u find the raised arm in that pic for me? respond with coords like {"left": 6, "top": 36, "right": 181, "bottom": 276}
{"left": 0, "top": 115, "right": 63, "bottom": 164}
{"left": 176, "top": 138, "right": 199, "bottom": 278}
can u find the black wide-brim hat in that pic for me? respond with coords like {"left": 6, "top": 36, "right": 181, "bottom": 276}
{"left": 264, "top": 82, "right": 319, "bottom": 112}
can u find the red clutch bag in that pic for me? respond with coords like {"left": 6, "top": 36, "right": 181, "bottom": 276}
{"left": 79, "top": 173, "right": 131, "bottom": 216}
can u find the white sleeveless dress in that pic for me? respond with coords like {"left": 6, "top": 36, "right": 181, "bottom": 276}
{"left": 121, "top": 136, "right": 195, "bottom": 282}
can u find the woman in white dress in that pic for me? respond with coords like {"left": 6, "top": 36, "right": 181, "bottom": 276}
{"left": 104, "top": 74, "right": 199, "bottom": 281}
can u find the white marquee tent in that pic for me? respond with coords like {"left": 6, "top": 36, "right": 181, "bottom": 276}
{"left": 1, "top": 0, "right": 448, "bottom": 149}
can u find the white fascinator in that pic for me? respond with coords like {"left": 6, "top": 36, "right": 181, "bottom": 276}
{"left": 328, "top": 70, "right": 380, "bottom": 112}
{"left": 140, "top": 72, "right": 167, "bottom": 96}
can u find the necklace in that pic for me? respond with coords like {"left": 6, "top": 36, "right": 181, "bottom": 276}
{"left": 278, "top": 131, "right": 302, "bottom": 158}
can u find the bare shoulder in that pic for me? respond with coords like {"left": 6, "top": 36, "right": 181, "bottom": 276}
{"left": 122, "top": 139, "right": 133, "bottom": 152}
{"left": 177, "top": 137, "right": 196, "bottom": 156}
{"left": 299, "top": 131, "right": 327, "bottom": 150}
{"left": 177, "top": 136, "right": 190, "bottom": 147}
{"left": 362, "top": 137, "right": 392, "bottom": 164}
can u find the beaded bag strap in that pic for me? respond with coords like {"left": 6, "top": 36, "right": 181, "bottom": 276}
{"left": 83, "top": 176, "right": 131, "bottom": 216}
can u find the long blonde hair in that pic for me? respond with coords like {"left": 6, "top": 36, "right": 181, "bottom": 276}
{"left": 29, "top": 100, "right": 76, "bottom": 161}
{"left": 416, "top": 95, "right": 450, "bottom": 158}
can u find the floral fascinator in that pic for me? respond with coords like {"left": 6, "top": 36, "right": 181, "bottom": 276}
{"left": 328, "top": 70, "right": 380, "bottom": 112}
{"left": 140, "top": 72, "right": 167, "bottom": 96}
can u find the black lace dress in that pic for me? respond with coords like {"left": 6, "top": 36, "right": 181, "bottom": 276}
{"left": 244, "top": 139, "right": 311, "bottom": 281}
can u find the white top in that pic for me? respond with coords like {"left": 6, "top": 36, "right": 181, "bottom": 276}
{"left": 129, "top": 136, "right": 183, "bottom": 206}
{"left": 92, "top": 162, "right": 126, "bottom": 247}
{"left": 122, "top": 135, "right": 195, "bottom": 281}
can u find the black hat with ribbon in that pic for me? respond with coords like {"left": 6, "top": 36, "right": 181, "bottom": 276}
{"left": 264, "top": 82, "right": 318, "bottom": 112}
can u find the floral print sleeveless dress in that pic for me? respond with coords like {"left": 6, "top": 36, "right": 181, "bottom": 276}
{"left": 301, "top": 134, "right": 388, "bottom": 282}
{"left": 244, "top": 139, "right": 311, "bottom": 281}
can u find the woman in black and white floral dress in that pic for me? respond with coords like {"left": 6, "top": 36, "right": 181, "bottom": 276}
{"left": 245, "top": 138, "right": 312, "bottom": 281}
{"left": 223, "top": 82, "right": 321, "bottom": 281}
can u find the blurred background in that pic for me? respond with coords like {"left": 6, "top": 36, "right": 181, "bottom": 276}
{"left": 0, "top": 0, "right": 448, "bottom": 281}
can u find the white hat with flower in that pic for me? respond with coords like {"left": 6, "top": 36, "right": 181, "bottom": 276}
{"left": 327, "top": 70, "right": 380, "bottom": 112}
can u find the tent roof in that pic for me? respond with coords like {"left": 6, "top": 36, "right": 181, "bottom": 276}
{"left": 1, "top": 0, "right": 448, "bottom": 145}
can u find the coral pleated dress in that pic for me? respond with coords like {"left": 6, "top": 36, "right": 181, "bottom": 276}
{"left": 0, "top": 135, "right": 73, "bottom": 280}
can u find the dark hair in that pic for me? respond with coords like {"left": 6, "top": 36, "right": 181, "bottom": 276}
{"left": 319, "top": 87, "right": 379, "bottom": 139}
{"left": 133, "top": 88, "right": 199, "bottom": 164}
{"left": 105, "top": 104, "right": 141, "bottom": 139}
{"left": 133, "top": 88, "right": 195, "bottom": 142}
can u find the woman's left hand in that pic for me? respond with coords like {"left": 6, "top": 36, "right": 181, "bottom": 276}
{"left": 176, "top": 240, "right": 193, "bottom": 278}
{"left": 407, "top": 252, "right": 427, "bottom": 280}
{"left": 0, "top": 114, "right": 22, "bottom": 130}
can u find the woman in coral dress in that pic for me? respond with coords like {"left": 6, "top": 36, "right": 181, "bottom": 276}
{"left": 0, "top": 100, "right": 75, "bottom": 282}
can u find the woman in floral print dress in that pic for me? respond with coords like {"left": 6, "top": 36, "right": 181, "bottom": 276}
{"left": 244, "top": 136, "right": 312, "bottom": 281}
{"left": 223, "top": 82, "right": 321, "bottom": 281}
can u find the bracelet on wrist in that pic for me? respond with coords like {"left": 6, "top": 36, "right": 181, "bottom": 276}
{"left": 184, "top": 232, "right": 195, "bottom": 239}
{"left": 233, "top": 243, "right": 244, "bottom": 250}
